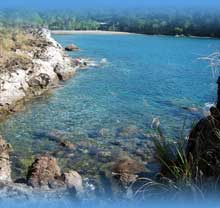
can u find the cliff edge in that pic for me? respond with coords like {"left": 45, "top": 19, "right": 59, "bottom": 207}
{"left": 0, "top": 28, "right": 81, "bottom": 120}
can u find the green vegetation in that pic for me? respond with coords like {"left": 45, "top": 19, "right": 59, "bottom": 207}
{"left": 0, "top": 28, "right": 36, "bottom": 72}
{"left": 132, "top": 131, "right": 200, "bottom": 200}
{"left": 1, "top": 8, "right": 220, "bottom": 37}
{"left": 153, "top": 131, "right": 193, "bottom": 183}
{"left": 134, "top": 122, "right": 220, "bottom": 200}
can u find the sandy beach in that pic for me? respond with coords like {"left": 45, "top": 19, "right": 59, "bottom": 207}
{"left": 51, "top": 30, "right": 132, "bottom": 35}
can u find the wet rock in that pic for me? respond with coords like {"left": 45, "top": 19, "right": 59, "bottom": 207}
{"left": 99, "top": 128, "right": 110, "bottom": 137}
{"left": 112, "top": 157, "right": 145, "bottom": 186}
{"left": 143, "top": 132, "right": 160, "bottom": 139}
{"left": 43, "top": 130, "right": 69, "bottom": 142}
{"left": 134, "top": 149, "right": 146, "bottom": 158}
{"left": 109, "top": 141, "right": 122, "bottom": 146}
{"left": 87, "top": 129, "right": 102, "bottom": 138}
{"left": 48, "top": 179, "right": 66, "bottom": 190}
{"left": 182, "top": 106, "right": 199, "bottom": 112}
{"left": 0, "top": 137, "right": 12, "bottom": 182}
{"left": 60, "top": 140, "right": 76, "bottom": 150}
{"left": 0, "top": 182, "right": 33, "bottom": 200}
{"left": 27, "top": 156, "right": 62, "bottom": 189}
{"left": 65, "top": 44, "right": 79, "bottom": 51}
{"left": 62, "top": 171, "right": 83, "bottom": 193}
{"left": 78, "top": 140, "right": 93, "bottom": 149}
{"left": 116, "top": 125, "right": 140, "bottom": 138}
{"left": 88, "top": 146, "right": 98, "bottom": 156}
{"left": 97, "top": 150, "right": 112, "bottom": 163}
{"left": 54, "top": 63, "right": 76, "bottom": 81}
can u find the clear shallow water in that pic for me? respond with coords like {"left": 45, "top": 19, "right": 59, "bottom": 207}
{"left": 0, "top": 34, "right": 220, "bottom": 182}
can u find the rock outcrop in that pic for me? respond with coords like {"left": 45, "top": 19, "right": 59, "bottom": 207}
{"left": 186, "top": 106, "right": 220, "bottom": 178}
{"left": 0, "top": 136, "right": 83, "bottom": 199}
{"left": 65, "top": 44, "right": 79, "bottom": 51}
{"left": 27, "top": 156, "right": 62, "bottom": 189}
{"left": 0, "top": 137, "right": 12, "bottom": 182}
{"left": 26, "top": 155, "right": 83, "bottom": 193}
{"left": 61, "top": 171, "right": 83, "bottom": 193}
{"left": 0, "top": 28, "right": 83, "bottom": 120}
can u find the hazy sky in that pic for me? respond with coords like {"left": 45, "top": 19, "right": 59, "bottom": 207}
{"left": 0, "top": 0, "right": 220, "bottom": 10}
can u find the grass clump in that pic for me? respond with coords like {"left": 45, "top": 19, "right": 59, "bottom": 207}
{"left": 0, "top": 53, "right": 33, "bottom": 71}
{"left": 133, "top": 120, "right": 220, "bottom": 201}
{"left": 0, "top": 28, "right": 35, "bottom": 72}
{"left": 153, "top": 130, "right": 193, "bottom": 183}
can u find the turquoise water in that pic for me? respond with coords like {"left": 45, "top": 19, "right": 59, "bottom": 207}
{"left": 0, "top": 34, "right": 220, "bottom": 182}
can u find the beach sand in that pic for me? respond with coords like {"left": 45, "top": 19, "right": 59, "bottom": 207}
{"left": 51, "top": 30, "right": 132, "bottom": 35}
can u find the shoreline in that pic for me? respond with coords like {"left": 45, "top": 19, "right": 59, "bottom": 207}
{"left": 0, "top": 28, "right": 90, "bottom": 122}
{"left": 51, "top": 30, "right": 219, "bottom": 39}
{"left": 51, "top": 30, "right": 132, "bottom": 35}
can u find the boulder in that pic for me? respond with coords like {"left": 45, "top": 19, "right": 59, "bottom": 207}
{"left": 61, "top": 171, "right": 83, "bottom": 193}
{"left": 54, "top": 63, "right": 76, "bottom": 81}
{"left": 0, "top": 137, "right": 12, "bottom": 182}
{"left": 112, "top": 157, "right": 144, "bottom": 186}
{"left": 186, "top": 106, "right": 220, "bottom": 178}
{"left": 27, "top": 156, "right": 62, "bottom": 189}
{"left": 65, "top": 44, "right": 79, "bottom": 51}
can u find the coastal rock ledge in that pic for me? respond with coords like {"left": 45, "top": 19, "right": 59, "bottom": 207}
{"left": 0, "top": 28, "right": 84, "bottom": 120}
{"left": 0, "top": 137, "right": 83, "bottom": 199}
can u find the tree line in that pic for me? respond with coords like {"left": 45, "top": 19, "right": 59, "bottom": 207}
{"left": 1, "top": 8, "right": 220, "bottom": 37}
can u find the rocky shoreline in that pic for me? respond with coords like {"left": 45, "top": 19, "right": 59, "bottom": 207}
{"left": 0, "top": 28, "right": 89, "bottom": 121}
{"left": 1, "top": 27, "right": 219, "bottom": 202}
{"left": 0, "top": 27, "right": 149, "bottom": 200}
{"left": 0, "top": 136, "right": 84, "bottom": 199}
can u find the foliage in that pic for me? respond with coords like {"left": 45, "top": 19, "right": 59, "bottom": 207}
{"left": 130, "top": 128, "right": 202, "bottom": 201}
{"left": 1, "top": 8, "right": 220, "bottom": 37}
{"left": 153, "top": 129, "right": 193, "bottom": 183}
{"left": 133, "top": 121, "right": 220, "bottom": 201}
{"left": 0, "top": 28, "right": 34, "bottom": 72}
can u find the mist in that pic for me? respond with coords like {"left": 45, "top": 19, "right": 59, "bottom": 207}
{"left": 1, "top": 0, "right": 220, "bottom": 10}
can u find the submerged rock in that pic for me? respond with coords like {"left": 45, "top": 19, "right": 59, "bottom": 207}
{"left": 112, "top": 157, "right": 145, "bottom": 186}
{"left": 116, "top": 125, "right": 141, "bottom": 139}
{"left": 182, "top": 106, "right": 199, "bottom": 112}
{"left": 97, "top": 150, "right": 112, "bottom": 163}
{"left": 60, "top": 140, "right": 76, "bottom": 150}
{"left": 0, "top": 137, "right": 12, "bottom": 182}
